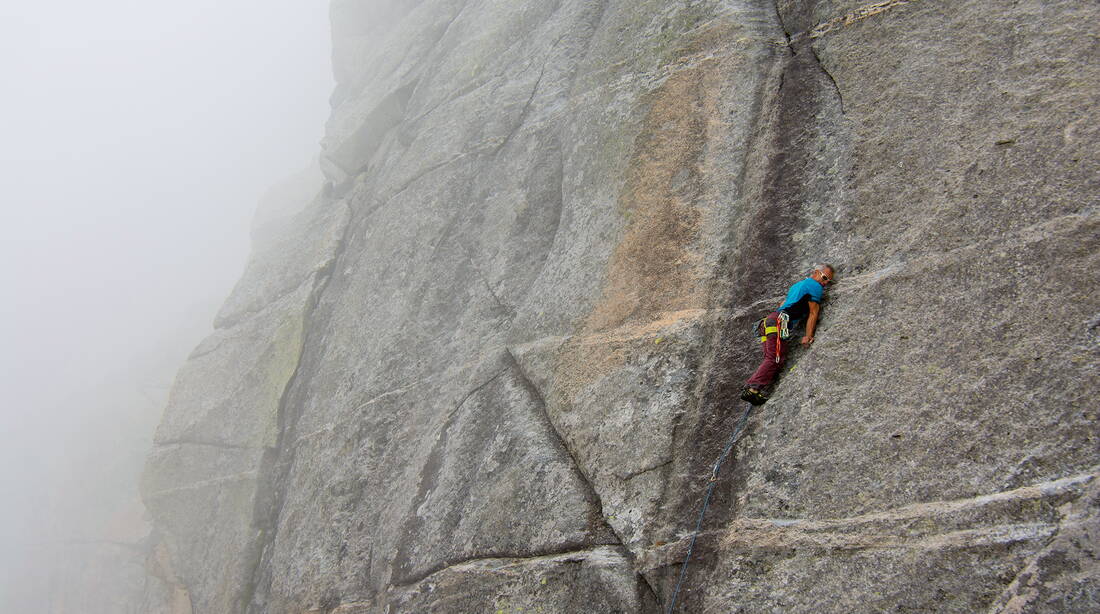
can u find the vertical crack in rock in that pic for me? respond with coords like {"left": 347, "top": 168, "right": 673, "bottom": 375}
{"left": 656, "top": 309, "right": 761, "bottom": 609}
{"left": 659, "top": 8, "right": 789, "bottom": 543}
{"left": 504, "top": 348, "right": 660, "bottom": 602}
{"left": 242, "top": 201, "right": 356, "bottom": 613}
{"left": 726, "top": 2, "right": 850, "bottom": 299}
{"left": 493, "top": 60, "right": 548, "bottom": 156}
{"left": 655, "top": 2, "right": 852, "bottom": 609}
{"left": 389, "top": 368, "right": 512, "bottom": 583}
{"left": 772, "top": 0, "right": 793, "bottom": 45}
{"left": 503, "top": 349, "right": 613, "bottom": 536}
{"left": 567, "top": 0, "right": 610, "bottom": 94}
{"left": 389, "top": 346, "right": 632, "bottom": 591}
{"left": 475, "top": 266, "right": 514, "bottom": 317}
{"left": 660, "top": 15, "right": 792, "bottom": 533}
{"left": 809, "top": 44, "right": 845, "bottom": 114}
{"left": 425, "top": 0, "right": 471, "bottom": 63}
{"left": 772, "top": 1, "right": 846, "bottom": 113}
{"left": 524, "top": 142, "right": 566, "bottom": 291}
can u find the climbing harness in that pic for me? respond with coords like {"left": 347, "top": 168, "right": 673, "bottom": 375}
{"left": 755, "top": 312, "right": 790, "bottom": 343}
{"left": 755, "top": 318, "right": 777, "bottom": 343}
{"left": 756, "top": 312, "right": 791, "bottom": 363}
{"left": 664, "top": 403, "right": 754, "bottom": 614}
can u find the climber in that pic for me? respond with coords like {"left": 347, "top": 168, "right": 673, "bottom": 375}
{"left": 740, "top": 263, "right": 835, "bottom": 405}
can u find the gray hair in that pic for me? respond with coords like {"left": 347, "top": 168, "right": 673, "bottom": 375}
{"left": 812, "top": 263, "right": 836, "bottom": 274}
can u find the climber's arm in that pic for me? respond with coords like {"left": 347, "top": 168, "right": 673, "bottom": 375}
{"left": 801, "top": 301, "right": 820, "bottom": 345}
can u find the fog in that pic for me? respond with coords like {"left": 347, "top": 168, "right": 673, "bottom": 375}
{"left": 0, "top": 0, "right": 332, "bottom": 606}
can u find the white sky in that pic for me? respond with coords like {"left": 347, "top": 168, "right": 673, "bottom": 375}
{"left": 0, "top": 0, "right": 334, "bottom": 595}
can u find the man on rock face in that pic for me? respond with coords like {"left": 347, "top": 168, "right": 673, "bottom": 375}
{"left": 740, "top": 264, "right": 835, "bottom": 406}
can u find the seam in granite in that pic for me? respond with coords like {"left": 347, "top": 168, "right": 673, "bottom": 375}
{"left": 831, "top": 210, "right": 1095, "bottom": 295}
{"left": 144, "top": 471, "right": 259, "bottom": 498}
{"left": 504, "top": 349, "right": 611, "bottom": 527}
{"left": 797, "top": 0, "right": 924, "bottom": 43}
{"left": 391, "top": 544, "right": 626, "bottom": 589}
{"left": 505, "top": 348, "right": 660, "bottom": 600}
{"left": 152, "top": 438, "right": 259, "bottom": 451}
{"left": 641, "top": 471, "right": 1096, "bottom": 570}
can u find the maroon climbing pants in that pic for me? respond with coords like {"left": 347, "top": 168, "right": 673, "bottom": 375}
{"left": 746, "top": 312, "right": 787, "bottom": 390}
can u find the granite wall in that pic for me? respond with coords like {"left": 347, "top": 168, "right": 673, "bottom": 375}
{"left": 141, "top": 1, "right": 1100, "bottom": 612}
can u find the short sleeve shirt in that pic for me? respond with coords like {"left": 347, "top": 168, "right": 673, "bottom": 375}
{"left": 778, "top": 277, "right": 824, "bottom": 324}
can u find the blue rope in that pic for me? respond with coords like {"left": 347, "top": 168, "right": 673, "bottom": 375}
{"left": 665, "top": 403, "right": 754, "bottom": 614}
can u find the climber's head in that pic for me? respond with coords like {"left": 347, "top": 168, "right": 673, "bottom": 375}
{"left": 811, "top": 264, "right": 835, "bottom": 286}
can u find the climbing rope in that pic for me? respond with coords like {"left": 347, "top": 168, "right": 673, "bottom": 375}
{"left": 665, "top": 402, "right": 754, "bottom": 614}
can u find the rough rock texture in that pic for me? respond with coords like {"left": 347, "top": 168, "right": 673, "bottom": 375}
{"left": 142, "top": 0, "right": 1099, "bottom": 612}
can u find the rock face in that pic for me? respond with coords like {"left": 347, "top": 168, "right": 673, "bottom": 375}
{"left": 141, "top": 0, "right": 1100, "bottom": 612}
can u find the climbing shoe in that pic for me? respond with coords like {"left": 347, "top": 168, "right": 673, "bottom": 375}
{"left": 740, "top": 387, "right": 768, "bottom": 406}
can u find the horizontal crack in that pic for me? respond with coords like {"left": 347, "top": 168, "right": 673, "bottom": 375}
{"left": 153, "top": 438, "right": 260, "bottom": 451}
{"left": 186, "top": 333, "right": 234, "bottom": 360}
{"left": 443, "top": 368, "right": 509, "bottom": 424}
{"left": 214, "top": 265, "right": 337, "bottom": 332}
{"left": 720, "top": 521, "right": 1057, "bottom": 552}
{"left": 618, "top": 459, "right": 674, "bottom": 482}
{"left": 373, "top": 152, "right": 474, "bottom": 210}
{"left": 393, "top": 544, "right": 626, "bottom": 588}
{"left": 832, "top": 210, "right": 1095, "bottom": 295}
{"left": 403, "top": 76, "right": 499, "bottom": 127}
{"left": 144, "top": 470, "right": 259, "bottom": 498}
{"left": 790, "top": 0, "right": 924, "bottom": 43}
{"left": 291, "top": 377, "right": 436, "bottom": 447}
{"left": 639, "top": 471, "right": 1096, "bottom": 571}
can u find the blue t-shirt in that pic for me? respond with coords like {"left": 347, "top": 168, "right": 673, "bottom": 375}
{"left": 778, "top": 277, "right": 824, "bottom": 324}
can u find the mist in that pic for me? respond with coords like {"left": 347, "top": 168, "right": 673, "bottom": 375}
{"left": 0, "top": 1, "right": 332, "bottom": 607}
